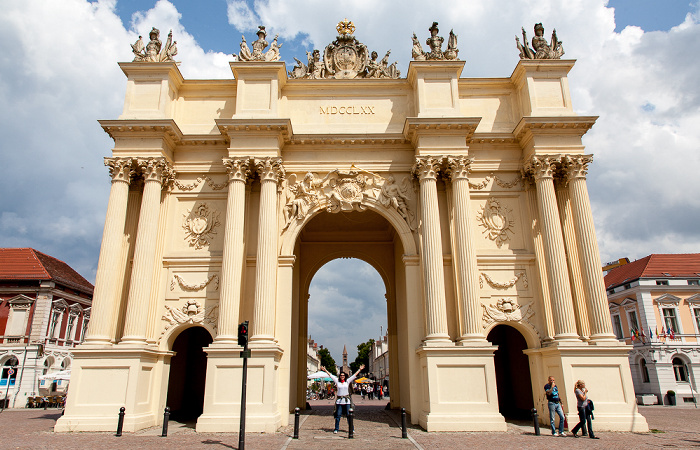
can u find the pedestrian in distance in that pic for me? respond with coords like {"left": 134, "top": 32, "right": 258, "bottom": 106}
{"left": 544, "top": 375, "right": 566, "bottom": 436}
{"left": 571, "top": 380, "right": 598, "bottom": 439}
{"left": 321, "top": 364, "right": 364, "bottom": 434}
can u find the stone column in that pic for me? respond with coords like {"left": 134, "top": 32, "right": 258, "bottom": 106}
{"left": 216, "top": 157, "right": 253, "bottom": 343}
{"left": 526, "top": 156, "right": 578, "bottom": 341}
{"left": 85, "top": 157, "right": 133, "bottom": 345}
{"left": 444, "top": 156, "right": 486, "bottom": 344}
{"left": 251, "top": 158, "right": 285, "bottom": 343}
{"left": 565, "top": 155, "right": 616, "bottom": 341}
{"left": 120, "top": 158, "right": 171, "bottom": 344}
{"left": 412, "top": 157, "right": 450, "bottom": 343}
{"left": 555, "top": 179, "right": 590, "bottom": 339}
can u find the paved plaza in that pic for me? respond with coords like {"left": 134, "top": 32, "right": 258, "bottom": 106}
{"left": 1, "top": 399, "right": 698, "bottom": 449}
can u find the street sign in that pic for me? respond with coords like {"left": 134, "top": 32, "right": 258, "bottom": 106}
{"left": 240, "top": 350, "right": 251, "bottom": 358}
{"left": 7, "top": 368, "right": 14, "bottom": 376}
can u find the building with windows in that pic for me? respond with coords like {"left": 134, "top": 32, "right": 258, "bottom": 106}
{"left": 0, "top": 248, "right": 93, "bottom": 407}
{"left": 306, "top": 338, "right": 320, "bottom": 375}
{"left": 605, "top": 254, "right": 700, "bottom": 405}
{"left": 369, "top": 334, "right": 390, "bottom": 390}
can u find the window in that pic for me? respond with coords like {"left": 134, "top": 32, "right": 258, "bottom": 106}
{"left": 66, "top": 314, "right": 76, "bottom": 341}
{"left": 640, "top": 359, "right": 650, "bottom": 383}
{"left": 48, "top": 311, "right": 60, "bottom": 339}
{"left": 663, "top": 308, "right": 680, "bottom": 334}
{"left": 628, "top": 310, "right": 639, "bottom": 334}
{"left": 612, "top": 315, "right": 624, "bottom": 339}
{"left": 656, "top": 280, "right": 669, "bottom": 286}
{"left": 689, "top": 280, "right": 699, "bottom": 286}
{"left": 673, "top": 357, "right": 688, "bottom": 382}
{"left": 80, "top": 319, "right": 89, "bottom": 343}
{"left": 694, "top": 309, "right": 700, "bottom": 334}
{"left": 624, "top": 283, "right": 631, "bottom": 290}
{"left": 1, "top": 357, "right": 19, "bottom": 387}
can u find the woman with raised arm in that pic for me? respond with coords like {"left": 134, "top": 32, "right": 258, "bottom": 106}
{"left": 321, "top": 364, "right": 364, "bottom": 434}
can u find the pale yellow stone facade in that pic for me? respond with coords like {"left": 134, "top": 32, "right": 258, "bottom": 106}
{"left": 56, "top": 57, "right": 648, "bottom": 433}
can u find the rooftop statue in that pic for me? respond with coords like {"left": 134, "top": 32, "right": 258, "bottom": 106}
{"left": 237, "top": 26, "right": 282, "bottom": 62}
{"left": 288, "top": 19, "right": 400, "bottom": 79}
{"left": 516, "top": 23, "right": 564, "bottom": 59}
{"left": 131, "top": 27, "right": 178, "bottom": 62}
{"left": 411, "top": 22, "right": 459, "bottom": 61}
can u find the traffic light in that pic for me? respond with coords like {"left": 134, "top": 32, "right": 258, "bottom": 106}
{"left": 238, "top": 321, "right": 249, "bottom": 347}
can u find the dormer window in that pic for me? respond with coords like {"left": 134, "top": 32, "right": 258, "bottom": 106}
{"left": 656, "top": 280, "right": 669, "bottom": 286}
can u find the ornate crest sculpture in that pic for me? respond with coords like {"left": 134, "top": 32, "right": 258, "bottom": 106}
{"left": 477, "top": 198, "right": 515, "bottom": 247}
{"left": 161, "top": 300, "right": 218, "bottom": 336}
{"left": 516, "top": 23, "right": 564, "bottom": 59}
{"left": 131, "top": 27, "right": 178, "bottom": 62}
{"left": 182, "top": 203, "right": 221, "bottom": 249}
{"left": 411, "top": 22, "right": 459, "bottom": 61}
{"left": 482, "top": 298, "right": 535, "bottom": 329}
{"left": 237, "top": 25, "right": 283, "bottom": 62}
{"left": 288, "top": 19, "right": 400, "bottom": 79}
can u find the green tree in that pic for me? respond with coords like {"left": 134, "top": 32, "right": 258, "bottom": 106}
{"left": 318, "top": 347, "right": 337, "bottom": 375}
{"left": 350, "top": 339, "right": 374, "bottom": 375}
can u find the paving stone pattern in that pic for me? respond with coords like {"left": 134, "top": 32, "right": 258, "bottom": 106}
{"left": 0, "top": 399, "right": 699, "bottom": 449}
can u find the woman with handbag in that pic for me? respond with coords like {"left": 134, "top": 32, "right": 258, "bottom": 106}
{"left": 571, "top": 380, "right": 598, "bottom": 439}
{"left": 321, "top": 364, "right": 364, "bottom": 434}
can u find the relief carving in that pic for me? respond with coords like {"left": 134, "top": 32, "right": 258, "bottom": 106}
{"left": 479, "top": 271, "right": 528, "bottom": 289}
{"left": 170, "top": 274, "right": 220, "bottom": 292}
{"left": 182, "top": 203, "right": 221, "bottom": 249}
{"left": 482, "top": 298, "right": 535, "bottom": 330}
{"left": 476, "top": 198, "right": 516, "bottom": 247}
{"left": 161, "top": 300, "right": 218, "bottom": 336}
{"left": 377, "top": 175, "right": 416, "bottom": 230}
{"left": 174, "top": 176, "right": 228, "bottom": 191}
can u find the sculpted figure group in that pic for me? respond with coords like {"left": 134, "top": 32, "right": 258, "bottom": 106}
{"left": 238, "top": 25, "right": 283, "bottom": 62}
{"left": 411, "top": 22, "right": 459, "bottom": 61}
{"left": 516, "top": 23, "right": 564, "bottom": 59}
{"left": 131, "top": 27, "right": 178, "bottom": 62}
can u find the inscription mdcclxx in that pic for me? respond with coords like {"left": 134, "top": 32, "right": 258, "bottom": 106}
{"left": 320, "top": 106, "right": 376, "bottom": 115}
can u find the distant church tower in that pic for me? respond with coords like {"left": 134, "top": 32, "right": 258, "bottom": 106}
{"left": 342, "top": 345, "right": 350, "bottom": 375}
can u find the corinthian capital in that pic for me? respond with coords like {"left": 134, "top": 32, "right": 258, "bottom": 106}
{"left": 255, "top": 157, "right": 285, "bottom": 183}
{"left": 443, "top": 156, "right": 473, "bottom": 181}
{"left": 136, "top": 157, "right": 171, "bottom": 184}
{"left": 223, "top": 157, "right": 253, "bottom": 183}
{"left": 564, "top": 155, "right": 593, "bottom": 181}
{"left": 104, "top": 157, "right": 134, "bottom": 183}
{"left": 524, "top": 155, "right": 561, "bottom": 181}
{"left": 412, "top": 156, "right": 442, "bottom": 181}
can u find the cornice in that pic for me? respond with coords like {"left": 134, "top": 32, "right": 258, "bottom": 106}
{"left": 286, "top": 133, "right": 409, "bottom": 146}
{"left": 470, "top": 133, "right": 518, "bottom": 145}
{"left": 179, "top": 134, "right": 228, "bottom": 147}
{"left": 402, "top": 117, "right": 481, "bottom": 145}
{"left": 510, "top": 59, "right": 576, "bottom": 85}
{"left": 99, "top": 119, "right": 184, "bottom": 145}
{"left": 513, "top": 116, "right": 598, "bottom": 142}
{"left": 118, "top": 62, "right": 184, "bottom": 89}
{"left": 215, "top": 118, "right": 293, "bottom": 145}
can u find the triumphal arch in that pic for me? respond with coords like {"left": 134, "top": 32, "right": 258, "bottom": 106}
{"left": 57, "top": 22, "right": 648, "bottom": 432}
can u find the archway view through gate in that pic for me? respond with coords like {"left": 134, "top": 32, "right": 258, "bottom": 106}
{"left": 166, "top": 326, "right": 213, "bottom": 422}
{"left": 290, "top": 210, "right": 408, "bottom": 413}
{"left": 487, "top": 325, "right": 534, "bottom": 420}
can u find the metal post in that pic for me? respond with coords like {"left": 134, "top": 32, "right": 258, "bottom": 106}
{"left": 116, "top": 407, "right": 125, "bottom": 437}
{"left": 293, "top": 407, "right": 300, "bottom": 439}
{"left": 531, "top": 408, "right": 540, "bottom": 436}
{"left": 239, "top": 345, "right": 249, "bottom": 450}
{"left": 348, "top": 408, "right": 354, "bottom": 439}
{"left": 161, "top": 406, "right": 170, "bottom": 437}
{"left": 401, "top": 407, "right": 407, "bottom": 438}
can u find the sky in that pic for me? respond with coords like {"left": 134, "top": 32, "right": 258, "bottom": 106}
{"left": 1, "top": 0, "right": 699, "bottom": 363}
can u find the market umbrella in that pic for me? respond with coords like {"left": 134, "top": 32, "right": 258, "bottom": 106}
{"left": 354, "top": 377, "right": 371, "bottom": 383}
{"left": 307, "top": 371, "right": 332, "bottom": 381}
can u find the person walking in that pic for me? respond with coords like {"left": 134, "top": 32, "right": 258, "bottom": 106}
{"left": 544, "top": 376, "right": 566, "bottom": 436}
{"left": 571, "top": 380, "right": 598, "bottom": 439}
{"left": 321, "top": 364, "right": 364, "bottom": 434}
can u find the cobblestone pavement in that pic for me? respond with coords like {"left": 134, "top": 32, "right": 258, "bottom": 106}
{"left": 1, "top": 400, "right": 699, "bottom": 449}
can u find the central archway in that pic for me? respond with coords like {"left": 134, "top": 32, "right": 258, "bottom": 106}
{"left": 487, "top": 324, "right": 534, "bottom": 420}
{"left": 288, "top": 208, "right": 414, "bottom": 413}
{"left": 166, "top": 326, "right": 213, "bottom": 422}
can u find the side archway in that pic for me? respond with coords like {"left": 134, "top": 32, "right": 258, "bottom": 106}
{"left": 487, "top": 324, "right": 534, "bottom": 420}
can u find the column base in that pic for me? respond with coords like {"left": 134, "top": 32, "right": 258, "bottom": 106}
{"left": 55, "top": 346, "right": 170, "bottom": 433}
{"left": 524, "top": 344, "right": 648, "bottom": 432}
{"left": 197, "top": 342, "right": 284, "bottom": 433}
{"left": 415, "top": 345, "right": 506, "bottom": 432}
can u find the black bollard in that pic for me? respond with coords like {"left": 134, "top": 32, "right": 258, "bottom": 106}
{"left": 348, "top": 408, "right": 354, "bottom": 439}
{"left": 161, "top": 406, "right": 170, "bottom": 437}
{"left": 531, "top": 408, "right": 540, "bottom": 436}
{"left": 116, "top": 407, "right": 125, "bottom": 437}
{"left": 293, "top": 407, "right": 300, "bottom": 439}
{"left": 401, "top": 407, "right": 407, "bottom": 439}
{"left": 43, "top": 397, "right": 48, "bottom": 410}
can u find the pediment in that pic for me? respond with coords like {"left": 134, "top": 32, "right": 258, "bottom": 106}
{"left": 655, "top": 293, "right": 681, "bottom": 305}
{"left": 7, "top": 294, "right": 35, "bottom": 308}
{"left": 687, "top": 294, "right": 700, "bottom": 305}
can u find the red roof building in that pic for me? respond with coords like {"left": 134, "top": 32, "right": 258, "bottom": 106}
{"left": 0, "top": 248, "right": 93, "bottom": 408}
{"left": 604, "top": 254, "right": 700, "bottom": 406}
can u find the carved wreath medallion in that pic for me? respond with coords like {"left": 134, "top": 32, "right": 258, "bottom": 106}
{"left": 477, "top": 198, "right": 515, "bottom": 247}
{"left": 183, "top": 203, "right": 221, "bottom": 249}
{"left": 482, "top": 298, "right": 535, "bottom": 329}
{"left": 161, "top": 300, "right": 218, "bottom": 337}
